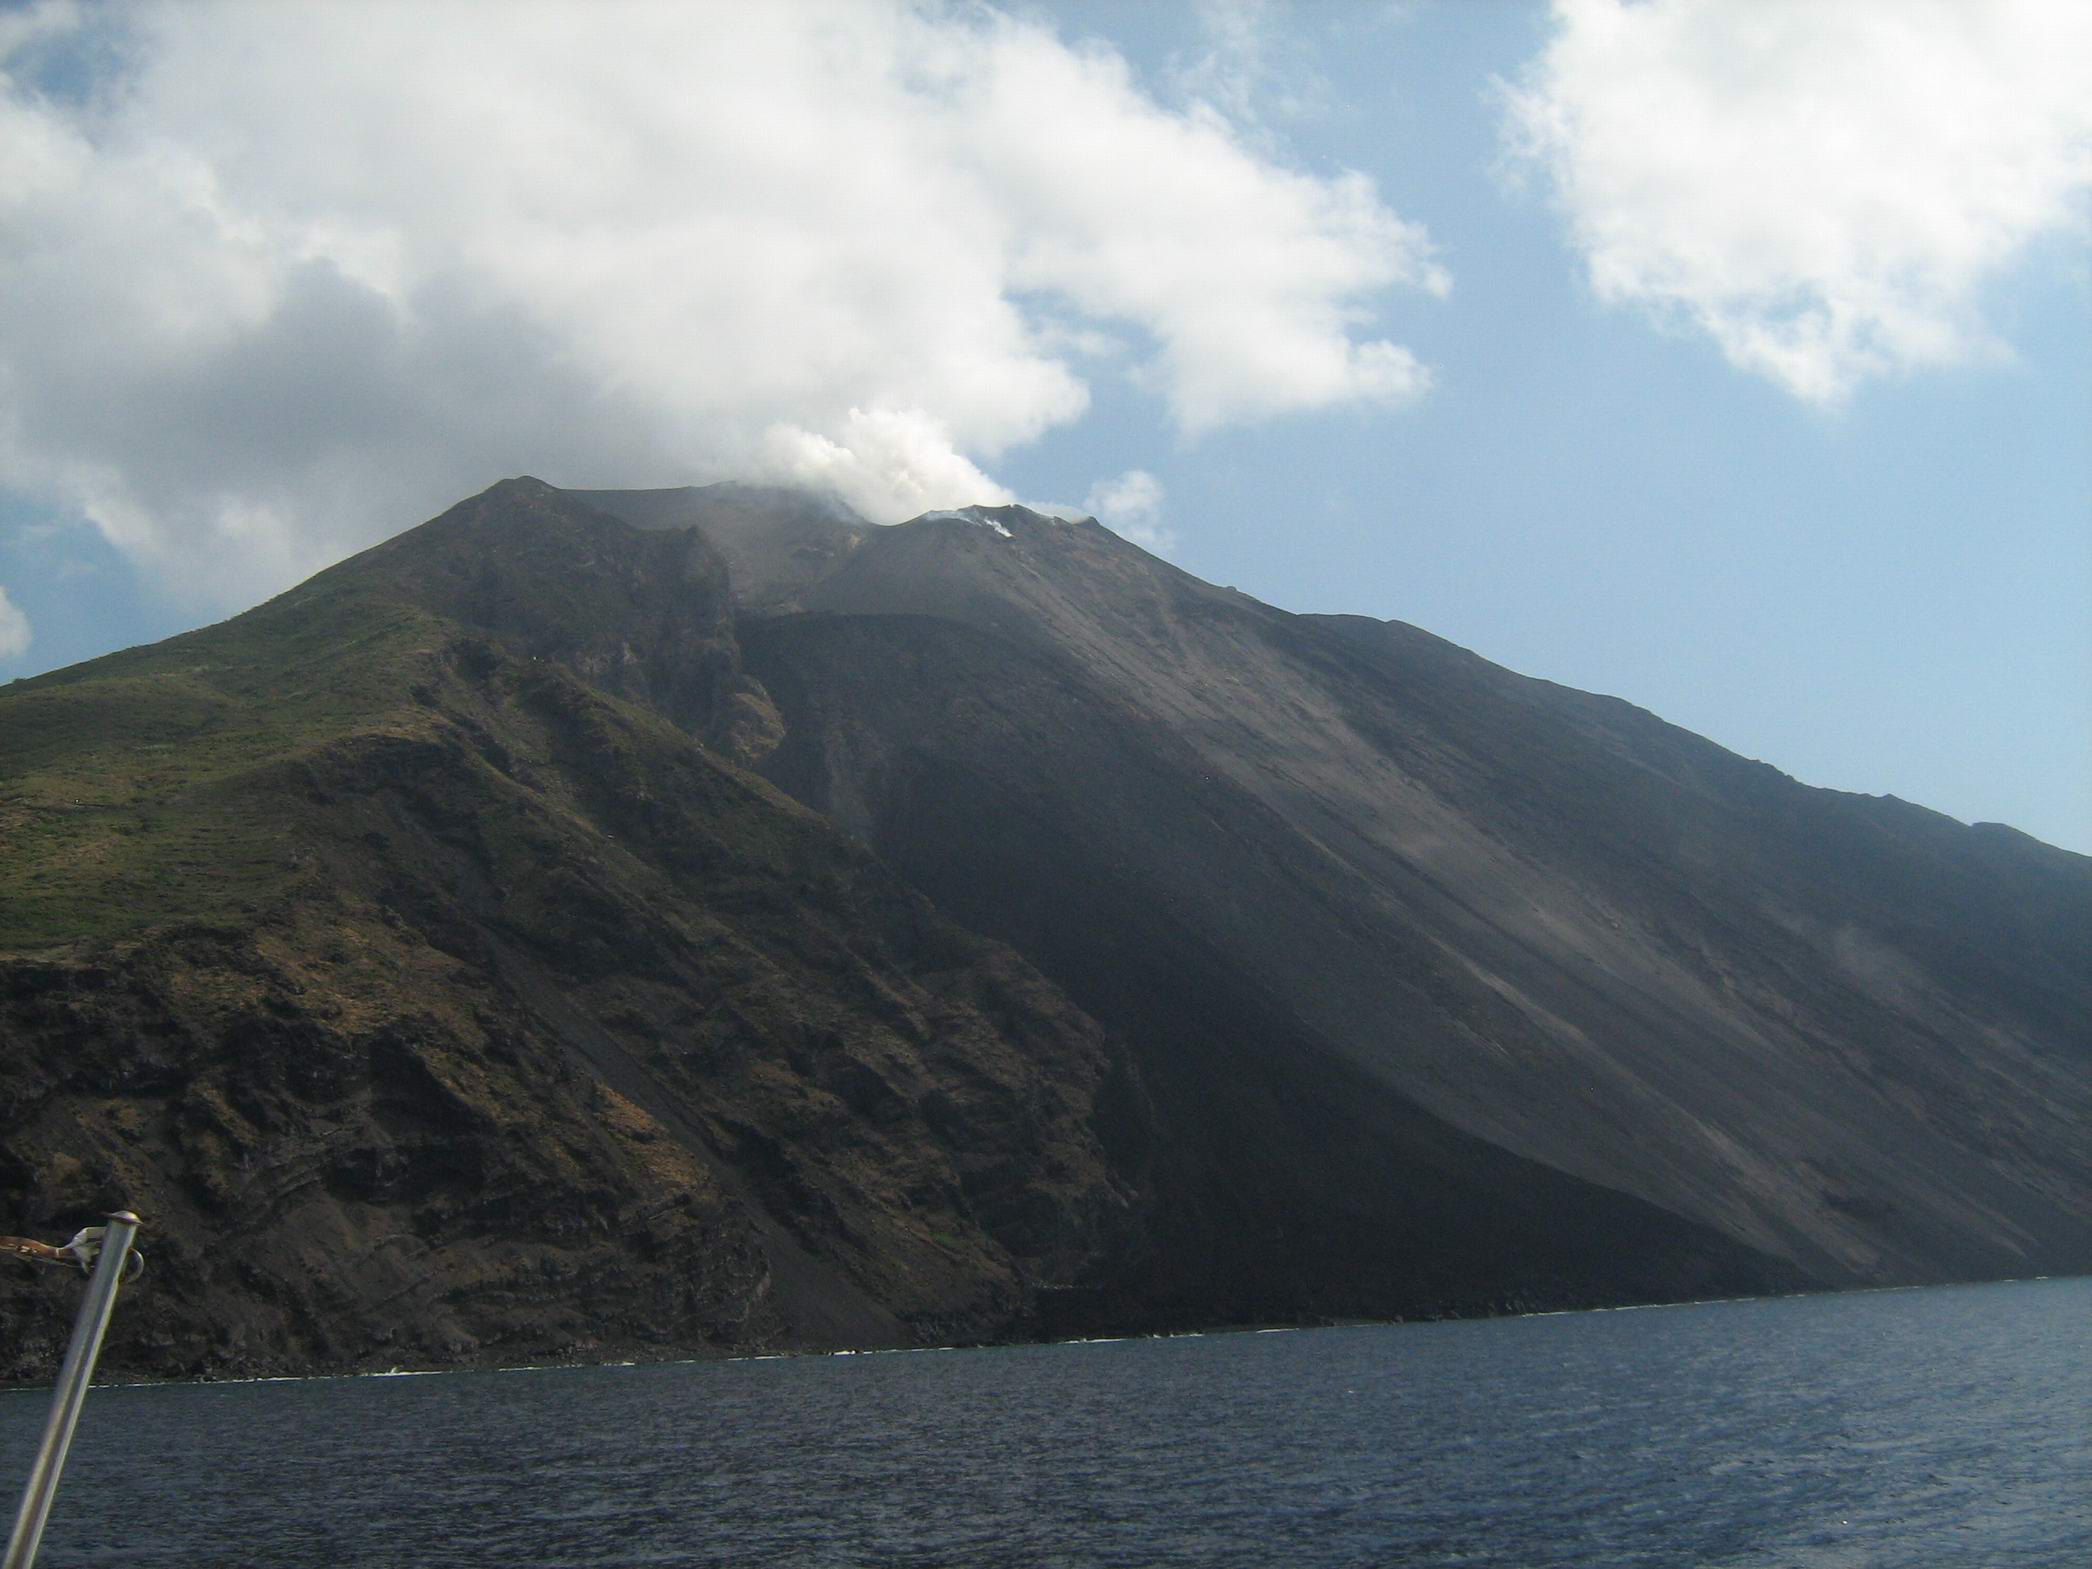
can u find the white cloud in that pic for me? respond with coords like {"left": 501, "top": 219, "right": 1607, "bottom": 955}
{"left": 0, "top": 586, "right": 31, "bottom": 659}
{"left": 1502, "top": 0, "right": 2092, "bottom": 404}
{"left": 0, "top": 0, "right": 1441, "bottom": 609}
{"left": 1169, "top": 0, "right": 1326, "bottom": 132}
{"left": 1084, "top": 468, "right": 1176, "bottom": 554}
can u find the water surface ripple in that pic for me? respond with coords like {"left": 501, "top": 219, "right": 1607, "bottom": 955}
{"left": 3, "top": 1277, "right": 2085, "bottom": 1566}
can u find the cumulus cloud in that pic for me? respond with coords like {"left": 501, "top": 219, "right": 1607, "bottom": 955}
{"left": 1502, "top": 0, "right": 2092, "bottom": 403}
{"left": 0, "top": 0, "right": 1441, "bottom": 608}
{"left": 1084, "top": 469, "right": 1176, "bottom": 554}
{"left": 0, "top": 586, "right": 30, "bottom": 660}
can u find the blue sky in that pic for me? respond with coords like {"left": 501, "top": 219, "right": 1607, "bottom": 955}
{"left": 3, "top": 1, "right": 2088, "bottom": 852}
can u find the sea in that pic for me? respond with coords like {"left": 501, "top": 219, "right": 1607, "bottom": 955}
{"left": 2, "top": 1276, "right": 2084, "bottom": 1568}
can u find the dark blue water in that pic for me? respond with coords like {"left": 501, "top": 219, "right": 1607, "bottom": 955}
{"left": 3, "top": 1277, "right": 2085, "bottom": 1567}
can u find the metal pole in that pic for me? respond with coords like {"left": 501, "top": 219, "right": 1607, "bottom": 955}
{"left": 3, "top": 1211, "right": 142, "bottom": 1569}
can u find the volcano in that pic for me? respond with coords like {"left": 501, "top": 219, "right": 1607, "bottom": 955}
{"left": 2, "top": 478, "right": 2083, "bottom": 1378}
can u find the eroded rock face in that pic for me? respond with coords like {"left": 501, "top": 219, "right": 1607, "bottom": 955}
{"left": 0, "top": 940, "right": 781, "bottom": 1380}
{"left": 346, "top": 478, "right": 782, "bottom": 759}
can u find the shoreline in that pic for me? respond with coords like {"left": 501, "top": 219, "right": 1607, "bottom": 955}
{"left": 2, "top": 1271, "right": 2073, "bottom": 1397}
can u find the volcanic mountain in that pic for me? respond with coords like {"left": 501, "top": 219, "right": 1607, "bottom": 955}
{"left": 1, "top": 479, "right": 2084, "bottom": 1378}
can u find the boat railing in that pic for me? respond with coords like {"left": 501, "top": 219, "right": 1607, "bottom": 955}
{"left": 2, "top": 1210, "right": 144, "bottom": 1569}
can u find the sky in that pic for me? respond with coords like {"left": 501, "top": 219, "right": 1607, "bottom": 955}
{"left": 1, "top": 0, "right": 2087, "bottom": 852}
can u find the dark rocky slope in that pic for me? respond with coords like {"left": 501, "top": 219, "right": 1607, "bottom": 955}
{"left": 563, "top": 493, "right": 2087, "bottom": 1293}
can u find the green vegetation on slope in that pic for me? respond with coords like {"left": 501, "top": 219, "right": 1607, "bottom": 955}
{"left": 2, "top": 586, "right": 452, "bottom": 949}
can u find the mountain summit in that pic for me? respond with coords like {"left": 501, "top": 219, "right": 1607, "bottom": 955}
{"left": 3, "top": 479, "right": 2084, "bottom": 1377}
